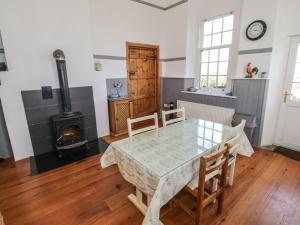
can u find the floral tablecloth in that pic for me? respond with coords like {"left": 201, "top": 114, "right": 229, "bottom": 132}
{"left": 101, "top": 119, "right": 235, "bottom": 225}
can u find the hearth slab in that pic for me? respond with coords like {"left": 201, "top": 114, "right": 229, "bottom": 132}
{"left": 29, "top": 138, "right": 109, "bottom": 175}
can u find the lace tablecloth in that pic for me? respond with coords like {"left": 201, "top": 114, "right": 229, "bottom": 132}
{"left": 101, "top": 119, "right": 235, "bottom": 225}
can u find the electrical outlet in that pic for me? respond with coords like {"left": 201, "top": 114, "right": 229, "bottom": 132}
{"left": 42, "top": 86, "right": 53, "bottom": 99}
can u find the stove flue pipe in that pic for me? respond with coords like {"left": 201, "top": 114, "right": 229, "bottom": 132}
{"left": 53, "top": 49, "right": 73, "bottom": 115}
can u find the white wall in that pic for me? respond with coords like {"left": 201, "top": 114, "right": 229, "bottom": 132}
{"left": 261, "top": 0, "right": 300, "bottom": 146}
{"left": 0, "top": 0, "right": 95, "bottom": 160}
{"left": 161, "top": 4, "right": 188, "bottom": 78}
{"left": 185, "top": 0, "right": 279, "bottom": 80}
{"left": 0, "top": 0, "right": 166, "bottom": 160}
{"left": 235, "top": 0, "right": 278, "bottom": 78}
{"left": 90, "top": 0, "right": 165, "bottom": 140}
{"left": 0, "top": 0, "right": 294, "bottom": 159}
{"left": 91, "top": 0, "right": 163, "bottom": 57}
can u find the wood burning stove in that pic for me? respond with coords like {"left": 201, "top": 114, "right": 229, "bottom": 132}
{"left": 51, "top": 50, "right": 88, "bottom": 158}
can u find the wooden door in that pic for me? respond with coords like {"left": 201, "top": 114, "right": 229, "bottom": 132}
{"left": 126, "top": 42, "right": 160, "bottom": 118}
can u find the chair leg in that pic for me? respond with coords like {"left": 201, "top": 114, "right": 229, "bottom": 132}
{"left": 228, "top": 161, "right": 236, "bottom": 186}
{"left": 217, "top": 192, "right": 224, "bottom": 214}
{"left": 195, "top": 206, "right": 203, "bottom": 225}
{"left": 212, "top": 178, "right": 218, "bottom": 203}
{"left": 212, "top": 178, "right": 218, "bottom": 192}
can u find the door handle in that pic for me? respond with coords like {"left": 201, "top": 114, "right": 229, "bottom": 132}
{"left": 283, "top": 91, "right": 292, "bottom": 103}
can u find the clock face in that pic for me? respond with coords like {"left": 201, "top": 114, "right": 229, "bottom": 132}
{"left": 246, "top": 20, "right": 267, "bottom": 41}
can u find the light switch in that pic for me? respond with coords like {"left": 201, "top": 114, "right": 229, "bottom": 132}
{"left": 94, "top": 61, "right": 102, "bottom": 71}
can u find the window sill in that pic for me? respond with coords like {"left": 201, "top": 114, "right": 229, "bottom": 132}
{"left": 181, "top": 90, "right": 237, "bottom": 99}
{"left": 231, "top": 78, "right": 269, "bottom": 80}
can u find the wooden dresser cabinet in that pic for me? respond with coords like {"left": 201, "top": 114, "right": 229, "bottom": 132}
{"left": 108, "top": 98, "right": 133, "bottom": 136}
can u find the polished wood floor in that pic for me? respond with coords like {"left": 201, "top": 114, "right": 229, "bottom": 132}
{"left": 1, "top": 146, "right": 300, "bottom": 225}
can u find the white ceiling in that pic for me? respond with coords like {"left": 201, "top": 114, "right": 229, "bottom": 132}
{"left": 142, "top": 0, "right": 182, "bottom": 8}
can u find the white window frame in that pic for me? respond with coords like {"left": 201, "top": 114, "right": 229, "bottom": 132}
{"left": 198, "top": 12, "right": 234, "bottom": 89}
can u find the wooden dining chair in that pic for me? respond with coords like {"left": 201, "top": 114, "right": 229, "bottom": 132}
{"left": 127, "top": 113, "right": 159, "bottom": 212}
{"left": 127, "top": 113, "right": 159, "bottom": 137}
{"left": 223, "top": 119, "right": 246, "bottom": 186}
{"left": 162, "top": 107, "right": 185, "bottom": 127}
{"left": 176, "top": 144, "right": 229, "bottom": 225}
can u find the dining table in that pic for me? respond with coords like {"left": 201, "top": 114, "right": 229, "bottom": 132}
{"left": 100, "top": 118, "right": 236, "bottom": 225}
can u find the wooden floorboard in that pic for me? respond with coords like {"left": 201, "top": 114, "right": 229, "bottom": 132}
{"left": 1, "top": 148, "right": 300, "bottom": 225}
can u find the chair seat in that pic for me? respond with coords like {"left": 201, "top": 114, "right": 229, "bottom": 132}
{"left": 187, "top": 154, "right": 236, "bottom": 190}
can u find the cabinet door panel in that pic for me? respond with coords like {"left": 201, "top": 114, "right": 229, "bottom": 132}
{"left": 115, "top": 101, "right": 130, "bottom": 132}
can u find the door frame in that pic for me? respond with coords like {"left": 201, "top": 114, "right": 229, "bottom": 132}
{"left": 274, "top": 35, "right": 300, "bottom": 151}
{"left": 126, "top": 42, "right": 161, "bottom": 117}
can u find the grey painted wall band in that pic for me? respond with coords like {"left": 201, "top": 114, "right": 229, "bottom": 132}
{"left": 161, "top": 57, "right": 186, "bottom": 62}
{"left": 93, "top": 55, "right": 126, "bottom": 60}
{"left": 93, "top": 54, "right": 186, "bottom": 62}
{"left": 238, "top": 48, "right": 273, "bottom": 55}
{"left": 0, "top": 49, "right": 4, "bottom": 53}
{"left": 130, "top": 0, "right": 188, "bottom": 11}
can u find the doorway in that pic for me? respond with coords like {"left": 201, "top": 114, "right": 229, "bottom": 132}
{"left": 275, "top": 36, "right": 300, "bottom": 151}
{"left": 126, "top": 42, "right": 160, "bottom": 118}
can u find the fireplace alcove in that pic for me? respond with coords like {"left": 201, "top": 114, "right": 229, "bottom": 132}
{"left": 21, "top": 50, "right": 108, "bottom": 175}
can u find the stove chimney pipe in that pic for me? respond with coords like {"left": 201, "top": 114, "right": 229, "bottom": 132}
{"left": 53, "top": 49, "right": 72, "bottom": 115}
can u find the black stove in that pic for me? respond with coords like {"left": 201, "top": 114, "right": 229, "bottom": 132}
{"left": 51, "top": 50, "right": 88, "bottom": 158}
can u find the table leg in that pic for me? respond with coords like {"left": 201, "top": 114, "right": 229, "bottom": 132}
{"left": 128, "top": 187, "right": 164, "bottom": 225}
{"left": 147, "top": 195, "right": 152, "bottom": 206}
{"left": 128, "top": 188, "right": 147, "bottom": 215}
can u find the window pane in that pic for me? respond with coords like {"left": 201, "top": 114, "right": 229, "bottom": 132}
{"left": 297, "top": 44, "right": 300, "bottom": 62}
{"left": 294, "top": 73, "right": 300, "bottom": 83}
{"left": 294, "top": 63, "right": 300, "bottom": 82}
{"left": 223, "top": 15, "right": 234, "bottom": 31}
{"left": 201, "top": 50, "right": 209, "bottom": 62}
{"left": 217, "top": 76, "right": 227, "bottom": 87}
{"left": 212, "top": 33, "right": 222, "bottom": 47}
{"left": 209, "top": 62, "right": 218, "bottom": 75}
{"left": 213, "top": 18, "right": 223, "bottom": 33}
{"left": 201, "top": 63, "right": 208, "bottom": 75}
{"left": 218, "top": 62, "right": 228, "bottom": 75}
{"left": 200, "top": 76, "right": 208, "bottom": 87}
{"left": 204, "top": 21, "right": 213, "bottom": 35}
{"left": 203, "top": 35, "right": 212, "bottom": 48}
{"left": 222, "top": 31, "right": 232, "bottom": 45}
{"left": 209, "top": 49, "right": 219, "bottom": 62}
{"left": 294, "top": 63, "right": 300, "bottom": 75}
{"left": 291, "top": 83, "right": 300, "bottom": 99}
{"left": 208, "top": 76, "right": 217, "bottom": 87}
{"left": 219, "top": 48, "right": 230, "bottom": 61}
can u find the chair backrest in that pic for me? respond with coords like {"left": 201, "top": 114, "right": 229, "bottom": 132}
{"left": 198, "top": 144, "right": 229, "bottom": 208}
{"left": 227, "top": 119, "right": 246, "bottom": 155}
{"left": 127, "top": 113, "right": 159, "bottom": 137}
{"left": 162, "top": 107, "right": 185, "bottom": 127}
{"left": 232, "top": 119, "right": 246, "bottom": 134}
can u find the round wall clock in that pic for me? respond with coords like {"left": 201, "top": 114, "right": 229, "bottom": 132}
{"left": 246, "top": 20, "right": 267, "bottom": 41}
